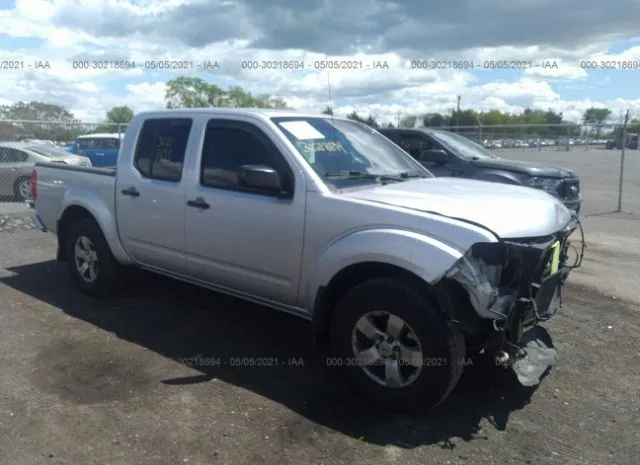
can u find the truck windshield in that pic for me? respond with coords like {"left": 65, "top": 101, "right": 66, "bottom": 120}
{"left": 429, "top": 130, "right": 499, "bottom": 160}
{"left": 272, "top": 116, "right": 432, "bottom": 187}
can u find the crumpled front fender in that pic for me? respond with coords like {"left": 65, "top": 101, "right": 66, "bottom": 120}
{"left": 302, "top": 228, "right": 496, "bottom": 310}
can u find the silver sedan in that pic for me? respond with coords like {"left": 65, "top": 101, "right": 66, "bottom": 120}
{"left": 0, "top": 142, "right": 92, "bottom": 201}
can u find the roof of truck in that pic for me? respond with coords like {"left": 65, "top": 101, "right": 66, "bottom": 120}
{"left": 136, "top": 108, "right": 349, "bottom": 120}
{"left": 77, "top": 133, "right": 121, "bottom": 138}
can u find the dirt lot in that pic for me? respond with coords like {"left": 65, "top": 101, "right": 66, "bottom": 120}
{"left": 1, "top": 213, "right": 639, "bottom": 465}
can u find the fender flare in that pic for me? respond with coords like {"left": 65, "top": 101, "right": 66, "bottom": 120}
{"left": 302, "top": 228, "right": 474, "bottom": 312}
{"left": 59, "top": 187, "right": 133, "bottom": 265}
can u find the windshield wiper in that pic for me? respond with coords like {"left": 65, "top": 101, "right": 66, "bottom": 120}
{"left": 398, "top": 171, "right": 427, "bottom": 178}
{"left": 324, "top": 170, "right": 426, "bottom": 182}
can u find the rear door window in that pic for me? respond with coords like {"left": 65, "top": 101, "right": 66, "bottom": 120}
{"left": 134, "top": 118, "right": 193, "bottom": 182}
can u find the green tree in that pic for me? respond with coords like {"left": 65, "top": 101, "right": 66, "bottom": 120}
{"left": 423, "top": 113, "right": 447, "bottom": 127}
{"left": 164, "top": 77, "right": 288, "bottom": 109}
{"left": 399, "top": 115, "right": 417, "bottom": 128}
{"left": 0, "top": 101, "right": 80, "bottom": 141}
{"left": 583, "top": 107, "right": 612, "bottom": 136}
{"left": 346, "top": 111, "right": 378, "bottom": 128}
{"left": 364, "top": 115, "right": 379, "bottom": 128}
{"left": 92, "top": 105, "right": 136, "bottom": 133}
{"left": 106, "top": 105, "right": 134, "bottom": 124}
{"left": 321, "top": 106, "right": 333, "bottom": 115}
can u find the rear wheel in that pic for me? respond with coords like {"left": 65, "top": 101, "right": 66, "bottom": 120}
{"left": 329, "top": 276, "right": 466, "bottom": 411}
{"left": 66, "top": 218, "right": 125, "bottom": 296}
{"left": 13, "top": 177, "right": 31, "bottom": 201}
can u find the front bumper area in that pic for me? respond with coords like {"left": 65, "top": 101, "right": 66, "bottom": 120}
{"left": 445, "top": 215, "right": 585, "bottom": 385}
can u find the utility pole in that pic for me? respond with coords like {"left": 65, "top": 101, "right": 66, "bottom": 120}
{"left": 396, "top": 111, "right": 400, "bottom": 127}
{"left": 456, "top": 95, "right": 461, "bottom": 132}
{"left": 617, "top": 109, "right": 629, "bottom": 212}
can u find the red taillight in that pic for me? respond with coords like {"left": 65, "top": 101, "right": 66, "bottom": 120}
{"left": 31, "top": 169, "right": 37, "bottom": 200}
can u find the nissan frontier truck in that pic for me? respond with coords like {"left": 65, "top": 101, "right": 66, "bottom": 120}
{"left": 29, "top": 108, "right": 584, "bottom": 410}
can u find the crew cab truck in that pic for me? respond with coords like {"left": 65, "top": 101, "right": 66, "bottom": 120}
{"left": 378, "top": 128, "right": 583, "bottom": 214}
{"left": 30, "top": 109, "right": 584, "bottom": 410}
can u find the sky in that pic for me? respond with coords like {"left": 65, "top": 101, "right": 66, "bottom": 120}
{"left": 1, "top": 0, "right": 639, "bottom": 125}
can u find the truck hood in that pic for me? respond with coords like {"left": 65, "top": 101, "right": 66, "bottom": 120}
{"left": 471, "top": 157, "right": 577, "bottom": 178}
{"left": 341, "top": 177, "right": 572, "bottom": 238}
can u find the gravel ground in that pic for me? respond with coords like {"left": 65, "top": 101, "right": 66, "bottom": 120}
{"left": 1, "top": 213, "right": 639, "bottom": 465}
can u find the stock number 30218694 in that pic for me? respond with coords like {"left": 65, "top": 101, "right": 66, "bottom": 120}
{"left": 410, "top": 60, "right": 475, "bottom": 70}
{"left": 241, "top": 60, "right": 306, "bottom": 70}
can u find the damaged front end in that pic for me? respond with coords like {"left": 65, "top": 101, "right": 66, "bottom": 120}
{"left": 444, "top": 214, "right": 585, "bottom": 386}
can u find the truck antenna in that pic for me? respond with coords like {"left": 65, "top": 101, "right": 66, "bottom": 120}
{"left": 326, "top": 61, "right": 335, "bottom": 120}
{"left": 325, "top": 56, "right": 338, "bottom": 139}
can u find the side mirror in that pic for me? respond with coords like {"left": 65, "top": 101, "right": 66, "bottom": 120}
{"left": 238, "top": 164, "right": 288, "bottom": 196}
{"left": 408, "top": 148, "right": 422, "bottom": 160}
{"left": 420, "top": 149, "right": 448, "bottom": 164}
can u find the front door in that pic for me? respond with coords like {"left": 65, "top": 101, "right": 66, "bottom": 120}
{"left": 115, "top": 117, "right": 194, "bottom": 275}
{"left": 184, "top": 118, "right": 305, "bottom": 306}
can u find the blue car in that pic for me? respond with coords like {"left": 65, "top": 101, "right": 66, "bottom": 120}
{"left": 66, "top": 133, "right": 121, "bottom": 167}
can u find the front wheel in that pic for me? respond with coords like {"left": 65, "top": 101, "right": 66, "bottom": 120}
{"left": 329, "top": 277, "right": 466, "bottom": 411}
{"left": 66, "top": 218, "right": 125, "bottom": 296}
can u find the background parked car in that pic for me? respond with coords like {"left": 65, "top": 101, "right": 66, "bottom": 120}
{"left": 379, "top": 128, "right": 583, "bottom": 213}
{"left": 66, "top": 133, "right": 121, "bottom": 167}
{"left": 0, "top": 142, "right": 92, "bottom": 201}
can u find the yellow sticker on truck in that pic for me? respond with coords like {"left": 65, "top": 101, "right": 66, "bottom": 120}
{"left": 550, "top": 240, "right": 560, "bottom": 275}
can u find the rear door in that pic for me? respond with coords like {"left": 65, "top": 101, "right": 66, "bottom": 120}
{"left": 77, "top": 137, "right": 120, "bottom": 167}
{"left": 115, "top": 118, "right": 194, "bottom": 275}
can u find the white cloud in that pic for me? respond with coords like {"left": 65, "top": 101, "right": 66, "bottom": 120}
{"left": 1, "top": 0, "right": 639, "bottom": 125}
{"left": 524, "top": 63, "right": 588, "bottom": 80}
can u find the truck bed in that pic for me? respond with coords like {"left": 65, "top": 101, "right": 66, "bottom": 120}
{"left": 33, "top": 162, "right": 117, "bottom": 235}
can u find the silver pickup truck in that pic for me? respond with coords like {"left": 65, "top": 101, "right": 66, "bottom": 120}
{"left": 30, "top": 109, "right": 584, "bottom": 410}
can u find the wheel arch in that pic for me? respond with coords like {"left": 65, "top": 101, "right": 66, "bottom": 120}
{"left": 56, "top": 191, "right": 132, "bottom": 265}
{"left": 310, "top": 261, "right": 485, "bottom": 347}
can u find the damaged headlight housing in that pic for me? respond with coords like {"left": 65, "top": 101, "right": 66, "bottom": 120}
{"left": 445, "top": 243, "right": 517, "bottom": 320}
{"left": 445, "top": 237, "right": 563, "bottom": 321}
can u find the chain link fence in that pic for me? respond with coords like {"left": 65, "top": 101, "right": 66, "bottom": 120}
{"left": 0, "top": 120, "right": 128, "bottom": 202}
{"left": 1, "top": 119, "right": 639, "bottom": 216}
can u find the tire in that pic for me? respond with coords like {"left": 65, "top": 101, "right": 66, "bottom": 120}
{"left": 66, "top": 218, "right": 125, "bottom": 296}
{"left": 13, "top": 177, "right": 31, "bottom": 201}
{"left": 329, "top": 276, "right": 466, "bottom": 411}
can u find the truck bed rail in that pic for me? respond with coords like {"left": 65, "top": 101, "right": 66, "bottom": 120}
{"left": 34, "top": 162, "right": 116, "bottom": 177}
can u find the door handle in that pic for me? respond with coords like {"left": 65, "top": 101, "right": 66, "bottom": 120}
{"left": 186, "top": 197, "right": 209, "bottom": 209}
{"left": 121, "top": 186, "right": 140, "bottom": 197}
